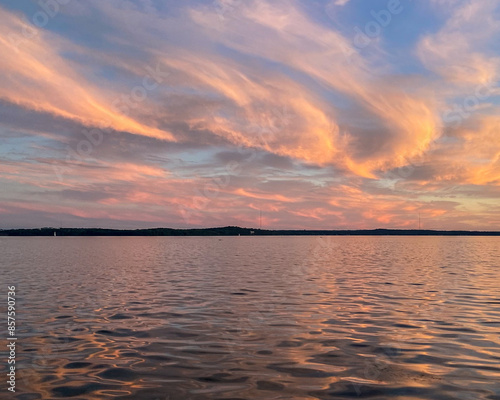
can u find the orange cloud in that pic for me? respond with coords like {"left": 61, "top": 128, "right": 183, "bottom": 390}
{"left": 0, "top": 7, "right": 175, "bottom": 141}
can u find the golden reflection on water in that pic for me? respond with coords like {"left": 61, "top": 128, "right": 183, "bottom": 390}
{"left": 1, "top": 236, "right": 499, "bottom": 399}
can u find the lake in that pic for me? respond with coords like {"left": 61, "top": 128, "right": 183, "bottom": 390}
{"left": 1, "top": 236, "right": 499, "bottom": 399}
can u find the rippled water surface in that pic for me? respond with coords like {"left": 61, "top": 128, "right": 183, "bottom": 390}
{"left": 1, "top": 236, "right": 500, "bottom": 399}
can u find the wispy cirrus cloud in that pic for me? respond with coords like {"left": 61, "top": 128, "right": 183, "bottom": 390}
{"left": 418, "top": 0, "right": 500, "bottom": 86}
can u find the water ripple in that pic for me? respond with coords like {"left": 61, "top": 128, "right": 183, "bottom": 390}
{"left": 1, "top": 236, "right": 499, "bottom": 399}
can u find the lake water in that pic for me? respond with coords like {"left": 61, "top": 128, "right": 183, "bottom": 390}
{"left": 1, "top": 236, "right": 499, "bottom": 399}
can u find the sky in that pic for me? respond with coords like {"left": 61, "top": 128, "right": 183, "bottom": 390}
{"left": 0, "top": 0, "right": 499, "bottom": 230}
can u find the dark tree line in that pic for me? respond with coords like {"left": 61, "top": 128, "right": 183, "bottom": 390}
{"left": 0, "top": 227, "right": 499, "bottom": 236}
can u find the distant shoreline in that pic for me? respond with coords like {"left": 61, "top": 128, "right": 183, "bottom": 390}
{"left": 0, "top": 227, "right": 499, "bottom": 236}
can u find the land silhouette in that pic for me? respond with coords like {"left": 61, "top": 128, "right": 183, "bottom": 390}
{"left": 0, "top": 227, "right": 499, "bottom": 236}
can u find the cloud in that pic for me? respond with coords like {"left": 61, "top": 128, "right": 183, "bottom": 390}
{"left": 0, "top": 7, "right": 175, "bottom": 142}
{"left": 418, "top": 0, "right": 500, "bottom": 86}
{"left": 190, "top": 0, "right": 441, "bottom": 176}
{"left": 1, "top": 1, "right": 441, "bottom": 177}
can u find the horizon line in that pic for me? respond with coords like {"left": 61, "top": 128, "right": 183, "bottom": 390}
{"left": 1, "top": 226, "right": 499, "bottom": 236}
